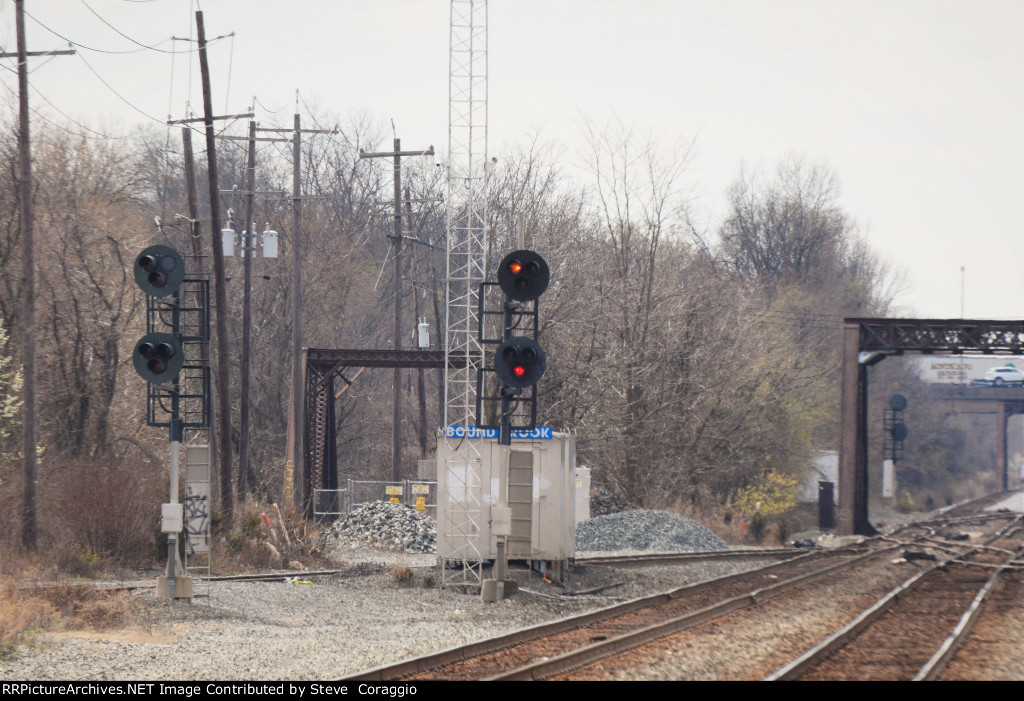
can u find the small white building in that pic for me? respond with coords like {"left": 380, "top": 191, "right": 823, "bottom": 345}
{"left": 800, "top": 451, "right": 838, "bottom": 503}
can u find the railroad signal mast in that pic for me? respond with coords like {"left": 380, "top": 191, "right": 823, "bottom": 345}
{"left": 882, "top": 394, "right": 908, "bottom": 502}
{"left": 132, "top": 244, "right": 210, "bottom": 600}
{"left": 480, "top": 250, "right": 550, "bottom": 445}
{"left": 475, "top": 249, "right": 550, "bottom": 603}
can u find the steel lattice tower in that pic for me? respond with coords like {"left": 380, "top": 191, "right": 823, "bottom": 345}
{"left": 441, "top": 0, "right": 488, "bottom": 588}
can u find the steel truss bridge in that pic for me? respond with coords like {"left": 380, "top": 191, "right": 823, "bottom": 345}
{"left": 301, "top": 348, "right": 479, "bottom": 518}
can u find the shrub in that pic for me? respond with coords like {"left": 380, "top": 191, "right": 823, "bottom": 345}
{"left": 50, "top": 457, "right": 162, "bottom": 565}
{"left": 734, "top": 469, "right": 800, "bottom": 519}
{"left": 775, "top": 519, "right": 790, "bottom": 545}
{"left": 748, "top": 513, "right": 767, "bottom": 544}
{"left": 391, "top": 565, "right": 413, "bottom": 584}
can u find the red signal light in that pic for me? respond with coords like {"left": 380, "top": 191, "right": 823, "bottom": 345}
{"left": 494, "top": 336, "right": 546, "bottom": 389}
{"left": 508, "top": 260, "right": 523, "bottom": 275}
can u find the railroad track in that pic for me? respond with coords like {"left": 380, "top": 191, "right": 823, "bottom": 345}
{"left": 340, "top": 506, "right": 1020, "bottom": 681}
{"left": 58, "top": 547, "right": 804, "bottom": 593}
{"left": 765, "top": 513, "right": 1024, "bottom": 681}
{"left": 577, "top": 547, "right": 799, "bottom": 568}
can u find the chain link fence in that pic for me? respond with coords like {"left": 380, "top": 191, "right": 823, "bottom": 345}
{"left": 313, "top": 479, "right": 438, "bottom": 521}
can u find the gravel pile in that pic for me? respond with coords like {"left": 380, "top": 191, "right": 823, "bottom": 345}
{"left": 324, "top": 501, "right": 436, "bottom": 554}
{"left": 576, "top": 510, "right": 728, "bottom": 552}
{"left": 590, "top": 490, "right": 636, "bottom": 517}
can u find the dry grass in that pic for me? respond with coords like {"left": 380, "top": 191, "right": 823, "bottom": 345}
{"left": 390, "top": 565, "right": 413, "bottom": 584}
{"left": 0, "top": 575, "right": 55, "bottom": 655}
{"left": 0, "top": 552, "right": 149, "bottom": 659}
{"left": 214, "top": 499, "right": 335, "bottom": 574}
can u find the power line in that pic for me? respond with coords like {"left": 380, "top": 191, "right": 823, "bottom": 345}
{"left": 24, "top": 6, "right": 229, "bottom": 55}
{"left": 25, "top": 7, "right": 164, "bottom": 54}
{"left": 72, "top": 50, "right": 250, "bottom": 154}
{"left": 76, "top": 51, "right": 164, "bottom": 125}
{"left": 0, "top": 57, "right": 125, "bottom": 142}
{"left": 80, "top": 0, "right": 180, "bottom": 54}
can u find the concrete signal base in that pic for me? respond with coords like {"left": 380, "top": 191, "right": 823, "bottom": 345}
{"left": 156, "top": 575, "right": 193, "bottom": 601}
{"left": 480, "top": 578, "right": 518, "bottom": 603}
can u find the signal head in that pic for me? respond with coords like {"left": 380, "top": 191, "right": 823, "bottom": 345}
{"left": 889, "top": 394, "right": 907, "bottom": 411}
{"left": 494, "top": 336, "right": 546, "bottom": 389}
{"left": 133, "top": 332, "right": 184, "bottom": 384}
{"left": 134, "top": 245, "right": 185, "bottom": 297}
{"left": 890, "top": 422, "right": 908, "bottom": 442}
{"left": 497, "top": 249, "right": 549, "bottom": 302}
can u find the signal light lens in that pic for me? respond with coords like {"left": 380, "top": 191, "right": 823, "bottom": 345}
{"left": 497, "top": 250, "right": 549, "bottom": 302}
{"left": 133, "top": 332, "right": 184, "bottom": 384}
{"left": 494, "top": 336, "right": 546, "bottom": 389}
{"left": 135, "top": 245, "right": 185, "bottom": 297}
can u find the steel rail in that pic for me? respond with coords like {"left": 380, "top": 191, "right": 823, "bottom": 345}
{"left": 486, "top": 543, "right": 905, "bottom": 681}
{"left": 339, "top": 549, "right": 830, "bottom": 681}
{"left": 913, "top": 539, "right": 1024, "bottom": 681}
{"left": 763, "top": 513, "right": 1023, "bottom": 681}
{"left": 340, "top": 518, "right": 968, "bottom": 681}
{"left": 577, "top": 547, "right": 800, "bottom": 568}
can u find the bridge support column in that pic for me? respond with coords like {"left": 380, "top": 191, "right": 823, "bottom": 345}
{"left": 839, "top": 321, "right": 875, "bottom": 536}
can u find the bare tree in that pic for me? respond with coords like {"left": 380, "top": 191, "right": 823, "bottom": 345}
{"left": 573, "top": 117, "right": 697, "bottom": 503}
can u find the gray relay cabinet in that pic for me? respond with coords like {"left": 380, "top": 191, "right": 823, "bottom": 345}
{"left": 437, "top": 431, "right": 576, "bottom": 576}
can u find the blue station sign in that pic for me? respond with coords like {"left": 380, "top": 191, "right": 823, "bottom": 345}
{"left": 445, "top": 426, "right": 554, "bottom": 440}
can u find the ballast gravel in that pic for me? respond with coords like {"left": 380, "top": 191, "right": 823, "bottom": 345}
{"left": 1, "top": 507, "right": 757, "bottom": 681}
{"left": 323, "top": 501, "right": 436, "bottom": 554}
{"left": 576, "top": 510, "right": 729, "bottom": 552}
{"left": 0, "top": 549, "right": 759, "bottom": 681}
{"left": 589, "top": 490, "right": 636, "bottom": 517}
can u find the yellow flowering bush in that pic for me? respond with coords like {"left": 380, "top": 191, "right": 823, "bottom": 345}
{"left": 734, "top": 468, "right": 800, "bottom": 518}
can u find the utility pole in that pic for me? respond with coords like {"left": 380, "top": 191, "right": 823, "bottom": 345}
{"left": 271, "top": 112, "right": 334, "bottom": 508}
{"left": 359, "top": 139, "right": 434, "bottom": 482}
{"left": 195, "top": 10, "right": 233, "bottom": 521}
{"left": 220, "top": 112, "right": 332, "bottom": 509}
{"left": 237, "top": 119, "right": 256, "bottom": 501}
{"left": 289, "top": 113, "right": 303, "bottom": 508}
{"left": 227, "top": 114, "right": 333, "bottom": 509}
{"left": 171, "top": 119, "right": 252, "bottom": 521}
{"left": 405, "top": 185, "right": 428, "bottom": 461}
{"left": 181, "top": 129, "right": 204, "bottom": 259}
{"left": 7, "top": 0, "right": 74, "bottom": 550}
{"left": 217, "top": 124, "right": 289, "bottom": 504}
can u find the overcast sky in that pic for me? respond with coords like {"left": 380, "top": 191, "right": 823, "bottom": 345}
{"left": 2, "top": 0, "right": 1022, "bottom": 320}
